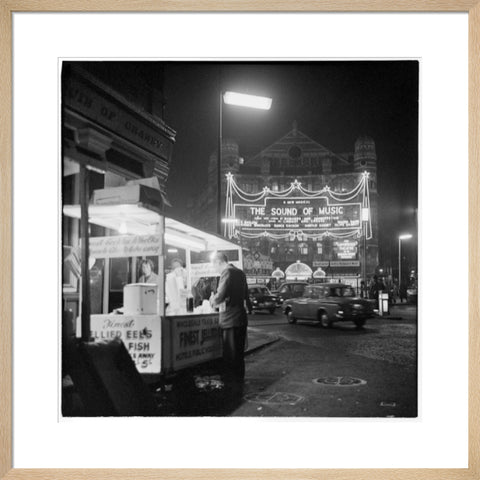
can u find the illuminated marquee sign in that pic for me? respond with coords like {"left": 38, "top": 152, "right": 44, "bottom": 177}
{"left": 334, "top": 239, "right": 359, "bottom": 260}
{"left": 234, "top": 196, "right": 361, "bottom": 232}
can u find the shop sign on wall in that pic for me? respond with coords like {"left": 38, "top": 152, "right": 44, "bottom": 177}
{"left": 89, "top": 314, "right": 161, "bottom": 373}
{"left": 88, "top": 234, "right": 162, "bottom": 258}
{"left": 330, "top": 260, "right": 360, "bottom": 267}
{"left": 171, "top": 314, "right": 222, "bottom": 370}
{"left": 234, "top": 196, "right": 361, "bottom": 232}
{"left": 63, "top": 74, "right": 173, "bottom": 160}
{"left": 334, "top": 240, "right": 358, "bottom": 260}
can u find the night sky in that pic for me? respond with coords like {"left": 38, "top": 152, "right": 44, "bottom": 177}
{"left": 163, "top": 61, "right": 418, "bottom": 267}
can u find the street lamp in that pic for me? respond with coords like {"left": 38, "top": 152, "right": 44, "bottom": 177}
{"left": 398, "top": 233, "right": 413, "bottom": 289}
{"left": 361, "top": 207, "right": 370, "bottom": 295}
{"left": 217, "top": 90, "right": 272, "bottom": 234}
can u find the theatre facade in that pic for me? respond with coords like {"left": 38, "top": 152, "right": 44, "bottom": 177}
{"left": 189, "top": 124, "right": 379, "bottom": 286}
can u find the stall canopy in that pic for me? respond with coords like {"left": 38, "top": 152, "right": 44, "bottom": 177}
{"left": 63, "top": 203, "right": 241, "bottom": 253}
{"left": 285, "top": 261, "right": 313, "bottom": 280}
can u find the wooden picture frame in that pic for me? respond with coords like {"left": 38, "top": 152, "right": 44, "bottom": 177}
{"left": 0, "top": 2, "right": 478, "bottom": 479}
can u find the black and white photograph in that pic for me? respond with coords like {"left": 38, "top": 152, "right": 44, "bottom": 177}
{"left": 61, "top": 60, "right": 418, "bottom": 417}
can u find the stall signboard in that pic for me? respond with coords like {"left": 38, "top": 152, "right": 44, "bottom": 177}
{"left": 333, "top": 240, "right": 358, "bottom": 260}
{"left": 170, "top": 314, "right": 222, "bottom": 370}
{"left": 190, "top": 261, "right": 241, "bottom": 281}
{"left": 234, "top": 196, "right": 361, "bottom": 232}
{"left": 88, "top": 234, "right": 162, "bottom": 258}
{"left": 88, "top": 314, "right": 161, "bottom": 373}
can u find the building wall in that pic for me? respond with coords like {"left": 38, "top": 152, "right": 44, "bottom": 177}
{"left": 62, "top": 62, "right": 176, "bottom": 315}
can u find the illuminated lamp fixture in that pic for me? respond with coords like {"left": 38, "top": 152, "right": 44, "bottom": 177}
{"left": 362, "top": 208, "right": 370, "bottom": 222}
{"left": 119, "top": 221, "right": 128, "bottom": 234}
{"left": 223, "top": 91, "right": 272, "bottom": 110}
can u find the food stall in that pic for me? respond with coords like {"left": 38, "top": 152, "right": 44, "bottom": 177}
{"left": 63, "top": 181, "right": 243, "bottom": 376}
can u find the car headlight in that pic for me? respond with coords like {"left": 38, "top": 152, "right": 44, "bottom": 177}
{"left": 337, "top": 310, "right": 344, "bottom": 315}
{"left": 253, "top": 300, "right": 258, "bottom": 304}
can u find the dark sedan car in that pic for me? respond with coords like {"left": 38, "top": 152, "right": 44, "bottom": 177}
{"left": 248, "top": 285, "right": 278, "bottom": 314}
{"left": 283, "top": 283, "right": 374, "bottom": 328}
{"left": 274, "top": 281, "right": 308, "bottom": 306}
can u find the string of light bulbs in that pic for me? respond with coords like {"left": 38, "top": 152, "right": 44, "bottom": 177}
{"left": 223, "top": 171, "right": 372, "bottom": 240}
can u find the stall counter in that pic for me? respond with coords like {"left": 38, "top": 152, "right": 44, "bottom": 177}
{"left": 88, "top": 312, "right": 222, "bottom": 375}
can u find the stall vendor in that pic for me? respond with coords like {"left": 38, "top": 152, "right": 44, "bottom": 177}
{"left": 138, "top": 259, "right": 160, "bottom": 284}
{"left": 165, "top": 258, "right": 188, "bottom": 315}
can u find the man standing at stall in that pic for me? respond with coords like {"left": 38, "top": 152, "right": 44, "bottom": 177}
{"left": 210, "top": 252, "right": 251, "bottom": 385}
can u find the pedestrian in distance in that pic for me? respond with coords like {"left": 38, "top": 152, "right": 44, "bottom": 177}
{"left": 391, "top": 280, "right": 399, "bottom": 304}
{"left": 399, "top": 282, "right": 408, "bottom": 303}
{"left": 210, "top": 252, "right": 252, "bottom": 385}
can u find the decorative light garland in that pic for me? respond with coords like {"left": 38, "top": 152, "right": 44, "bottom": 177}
{"left": 224, "top": 171, "right": 372, "bottom": 241}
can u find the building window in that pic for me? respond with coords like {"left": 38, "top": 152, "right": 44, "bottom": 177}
{"left": 272, "top": 181, "right": 278, "bottom": 191}
{"left": 316, "top": 242, "right": 323, "bottom": 254}
{"left": 299, "top": 243, "right": 308, "bottom": 255}
{"left": 288, "top": 145, "right": 302, "bottom": 159}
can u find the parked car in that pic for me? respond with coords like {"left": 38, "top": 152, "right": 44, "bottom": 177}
{"left": 283, "top": 283, "right": 374, "bottom": 328}
{"left": 248, "top": 285, "right": 278, "bottom": 314}
{"left": 275, "top": 281, "right": 308, "bottom": 306}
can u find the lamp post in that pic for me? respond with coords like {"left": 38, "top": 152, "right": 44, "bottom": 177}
{"left": 217, "top": 91, "right": 272, "bottom": 234}
{"left": 361, "top": 207, "right": 370, "bottom": 295}
{"left": 398, "top": 233, "right": 413, "bottom": 290}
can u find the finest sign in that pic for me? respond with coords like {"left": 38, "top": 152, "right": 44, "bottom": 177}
{"left": 234, "top": 196, "right": 361, "bottom": 232}
{"left": 170, "top": 314, "right": 222, "bottom": 370}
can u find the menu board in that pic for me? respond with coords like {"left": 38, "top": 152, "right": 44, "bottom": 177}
{"left": 88, "top": 314, "right": 161, "bottom": 373}
{"left": 169, "top": 314, "right": 222, "bottom": 370}
{"left": 88, "top": 234, "right": 162, "bottom": 258}
{"left": 234, "top": 196, "right": 361, "bottom": 232}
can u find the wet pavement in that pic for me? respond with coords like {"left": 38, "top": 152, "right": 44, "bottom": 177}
{"left": 154, "top": 304, "right": 417, "bottom": 417}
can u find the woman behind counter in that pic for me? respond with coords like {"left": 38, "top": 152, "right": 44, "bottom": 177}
{"left": 138, "top": 259, "right": 160, "bottom": 284}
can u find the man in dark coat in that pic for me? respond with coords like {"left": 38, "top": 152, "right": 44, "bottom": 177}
{"left": 210, "top": 252, "right": 252, "bottom": 382}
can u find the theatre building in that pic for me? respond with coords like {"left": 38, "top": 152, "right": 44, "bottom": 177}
{"left": 189, "top": 123, "right": 379, "bottom": 286}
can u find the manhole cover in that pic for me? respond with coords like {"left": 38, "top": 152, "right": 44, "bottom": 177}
{"left": 313, "top": 376, "right": 367, "bottom": 386}
{"left": 244, "top": 392, "right": 304, "bottom": 405}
